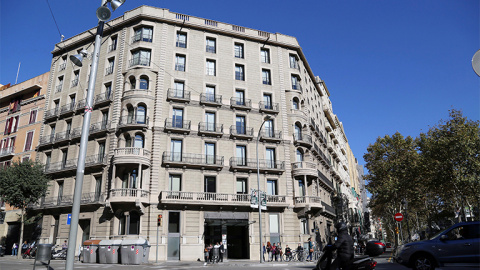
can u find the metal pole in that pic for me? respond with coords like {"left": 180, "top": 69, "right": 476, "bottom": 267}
{"left": 156, "top": 224, "right": 159, "bottom": 263}
{"left": 256, "top": 119, "right": 267, "bottom": 263}
{"left": 65, "top": 18, "right": 105, "bottom": 270}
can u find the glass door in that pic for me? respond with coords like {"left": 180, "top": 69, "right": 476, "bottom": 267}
{"left": 205, "top": 143, "right": 215, "bottom": 164}
{"left": 171, "top": 140, "right": 182, "bottom": 161}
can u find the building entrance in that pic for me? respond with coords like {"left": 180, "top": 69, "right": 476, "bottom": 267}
{"left": 204, "top": 212, "right": 249, "bottom": 259}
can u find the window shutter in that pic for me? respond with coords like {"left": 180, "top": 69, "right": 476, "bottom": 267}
{"left": 25, "top": 132, "right": 33, "bottom": 151}
{"left": 4, "top": 118, "right": 10, "bottom": 135}
{"left": 13, "top": 116, "right": 19, "bottom": 132}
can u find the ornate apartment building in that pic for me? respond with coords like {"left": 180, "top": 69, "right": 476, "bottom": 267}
{"left": 0, "top": 73, "right": 48, "bottom": 254}
{"left": 31, "top": 6, "right": 360, "bottom": 261}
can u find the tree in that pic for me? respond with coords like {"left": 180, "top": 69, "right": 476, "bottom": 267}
{"left": 0, "top": 159, "right": 49, "bottom": 259}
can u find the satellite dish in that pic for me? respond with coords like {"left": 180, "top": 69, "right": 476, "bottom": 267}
{"left": 472, "top": 49, "right": 480, "bottom": 77}
{"left": 96, "top": 6, "right": 111, "bottom": 21}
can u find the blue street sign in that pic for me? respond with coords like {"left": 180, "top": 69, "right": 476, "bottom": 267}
{"left": 67, "top": 214, "right": 72, "bottom": 225}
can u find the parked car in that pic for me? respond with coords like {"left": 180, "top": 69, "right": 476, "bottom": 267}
{"left": 395, "top": 221, "right": 480, "bottom": 270}
{"left": 386, "top": 242, "right": 392, "bottom": 248}
{"left": 365, "top": 240, "right": 385, "bottom": 256}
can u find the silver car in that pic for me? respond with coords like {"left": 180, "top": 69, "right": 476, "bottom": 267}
{"left": 395, "top": 221, "right": 480, "bottom": 270}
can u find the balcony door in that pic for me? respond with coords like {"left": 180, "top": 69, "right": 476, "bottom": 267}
{"left": 136, "top": 106, "right": 146, "bottom": 124}
{"left": 205, "top": 112, "right": 215, "bottom": 132}
{"left": 236, "top": 115, "right": 245, "bottom": 134}
{"left": 172, "top": 108, "right": 183, "bottom": 128}
{"left": 236, "top": 145, "right": 246, "bottom": 166}
{"left": 171, "top": 139, "right": 182, "bottom": 161}
{"left": 205, "top": 143, "right": 215, "bottom": 164}
{"left": 205, "top": 86, "right": 215, "bottom": 102}
{"left": 263, "top": 94, "right": 272, "bottom": 109}
{"left": 235, "top": 90, "right": 245, "bottom": 105}
{"left": 295, "top": 124, "right": 302, "bottom": 140}
{"left": 264, "top": 120, "right": 273, "bottom": 137}
{"left": 204, "top": 176, "right": 216, "bottom": 193}
{"left": 266, "top": 148, "right": 276, "bottom": 168}
{"left": 174, "top": 82, "right": 184, "bottom": 98}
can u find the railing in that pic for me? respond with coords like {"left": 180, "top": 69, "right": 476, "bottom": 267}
{"left": 318, "top": 170, "right": 334, "bottom": 190}
{"left": 200, "top": 93, "right": 222, "bottom": 104}
{"left": 160, "top": 191, "right": 286, "bottom": 205}
{"left": 267, "top": 195, "right": 286, "bottom": 203}
{"left": 198, "top": 122, "right": 223, "bottom": 133}
{"left": 164, "top": 119, "right": 191, "bottom": 130}
{"left": 71, "top": 79, "right": 78, "bottom": 87}
{"left": 59, "top": 63, "right": 66, "bottom": 71}
{"left": 105, "top": 66, "right": 114, "bottom": 75}
{"left": 29, "top": 192, "right": 104, "bottom": 209}
{"left": 131, "top": 33, "right": 152, "bottom": 43}
{"left": 110, "top": 188, "right": 149, "bottom": 198}
{"left": 206, "top": 45, "right": 216, "bottom": 53}
{"left": 0, "top": 146, "right": 14, "bottom": 157}
{"left": 295, "top": 196, "right": 322, "bottom": 205}
{"left": 55, "top": 131, "right": 70, "bottom": 142}
{"left": 94, "top": 92, "right": 112, "bottom": 105}
{"left": 44, "top": 154, "right": 105, "bottom": 173}
{"left": 85, "top": 154, "right": 106, "bottom": 166}
{"left": 230, "top": 97, "right": 251, "bottom": 108}
{"left": 229, "top": 157, "right": 285, "bottom": 170}
{"left": 162, "top": 152, "right": 224, "bottom": 166}
{"left": 89, "top": 120, "right": 110, "bottom": 134}
{"left": 114, "top": 148, "right": 151, "bottom": 158}
{"left": 119, "top": 116, "right": 149, "bottom": 126}
{"left": 235, "top": 72, "right": 244, "bottom": 81}
{"left": 322, "top": 201, "right": 336, "bottom": 215}
{"left": 294, "top": 133, "right": 313, "bottom": 145}
{"left": 259, "top": 102, "right": 279, "bottom": 112}
{"left": 167, "top": 89, "right": 191, "bottom": 101}
{"left": 60, "top": 103, "right": 75, "bottom": 114}
{"left": 259, "top": 130, "right": 282, "bottom": 140}
{"left": 76, "top": 99, "right": 86, "bottom": 111}
{"left": 229, "top": 125, "right": 254, "bottom": 137}
{"left": 39, "top": 135, "right": 55, "bottom": 145}
{"left": 55, "top": 85, "right": 63, "bottom": 93}
{"left": 108, "top": 44, "right": 116, "bottom": 52}
{"left": 129, "top": 58, "right": 150, "bottom": 67}
{"left": 291, "top": 161, "right": 317, "bottom": 170}
{"left": 45, "top": 108, "right": 58, "bottom": 119}
{"left": 69, "top": 127, "right": 82, "bottom": 139}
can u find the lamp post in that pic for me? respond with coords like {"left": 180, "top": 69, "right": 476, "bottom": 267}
{"left": 256, "top": 115, "right": 273, "bottom": 263}
{"left": 65, "top": 1, "right": 124, "bottom": 269}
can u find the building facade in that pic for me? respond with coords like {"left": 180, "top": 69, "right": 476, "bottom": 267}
{"left": 31, "top": 6, "right": 359, "bottom": 261}
{"left": 0, "top": 73, "right": 48, "bottom": 254}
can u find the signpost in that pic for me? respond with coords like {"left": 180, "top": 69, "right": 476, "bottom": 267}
{"left": 67, "top": 214, "right": 72, "bottom": 225}
{"left": 394, "top": 213, "right": 404, "bottom": 222}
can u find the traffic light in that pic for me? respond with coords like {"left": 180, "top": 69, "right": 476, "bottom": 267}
{"left": 158, "top": 214, "right": 162, "bottom": 226}
{"left": 395, "top": 227, "right": 399, "bottom": 234}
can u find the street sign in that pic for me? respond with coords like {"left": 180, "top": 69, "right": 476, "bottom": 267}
{"left": 394, "top": 213, "right": 404, "bottom": 222}
{"left": 67, "top": 214, "right": 72, "bottom": 225}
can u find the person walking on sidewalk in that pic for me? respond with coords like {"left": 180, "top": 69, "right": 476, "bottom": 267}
{"left": 219, "top": 242, "right": 225, "bottom": 262}
{"left": 307, "top": 237, "right": 313, "bottom": 261}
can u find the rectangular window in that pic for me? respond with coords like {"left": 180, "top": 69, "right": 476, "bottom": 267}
{"left": 235, "top": 65, "right": 245, "bottom": 81}
{"left": 289, "top": 54, "right": 298, "bottom": 69}
{"left": 261, "top": 48, "right": 270, "bottom": 63}
{"left": 95, "top": 176, "right": 102, "bottom": 200}
{"left": 24, "top": 131, "right": 34, "bottom": 151}
{"left": 176, "top": 32, "right": 187, "bottom": 48}
{"left": 168, "top": 212, "right": 180, "bottom": 233}
{"left": 56, "top": 76, "right": 63, "bottom": 92}
{"left": 205, "top": 85, "right": 215, "bottom": 102}
{"left": 72, "top": 71, "right": 79, "bottom": 87}
{"left": 204, "top": 176, "right": 216, "bottom": 193}
{"left": 109, "top": 36, "right": 117, "bottom": 52}
{"left": 205, "top": 142, "right": 215, "bottom": 164}
{"left": 267, "top": 179, "right": 277, "bottom": 195}
{"left": 264, "top": 119, "right": 274, "bottom": 137}
{"left": 236, "top": 145, "right": 246, "bottom": 166}
{"left": 205, "top": 112, "right": 216, "bottom": 131}
{"left": 61, "top": 149, "right": 68, "bottom": 168}
{"left": 172, "top": 108, "right": 184, "bottom": 128}
{"left": 235, "top": 90, "right": 245, "bottom": 105}
{"left": 175, "top": 55, "right": 186, "bottom": 72}
{"left": 269, "top": 213, "right": 279, "bottom": 234}
{"left": 262, "top": 69, "right": 271, "bottom": 85}
{"left": 171, "top": 139, "right": 182, "bottom": 161}
{"left": 236, "top": 115, "right": 246, "bottom": 134}
{"left": 266, "top": 148, "right": 276, "bottom": 168}
{"left": 236, "top": 178, "right": 247, "bottom": 194}
{"left": 263, "top": 94, "right": 272, "bottom": 109}
{"left": 174, "top": 81, "right": 185, "bottom": 98}
{"left": 106, "top": 58, "right": 115, "bottom": 75}
{"left": 298, "top": 179, "right": 305, "bottom": 197}
{"left": 206, "top": 60, "right": 216, "bottom": 76}
{"left": 291, "top": 75, "right": 300, "bottom": 90}
{"left": 131, "top": 50, "right": 151, "bottom": 66}
{"left": 206, "top": 38, "right": 216, "bottom": 53}
{"left": 169, "top": 174, "right": 181, "bottom": 191}
{"left": 300, "top": 219, "right": 308, "bottom": 234}
{"left": 234, "top": 43, "right": 244, "bottom": 58}
{"left": 133, "top": 26, "right": 153, "bottom": 43}
{"left": 105, "top": 83, "right": 112, "bottom": 97}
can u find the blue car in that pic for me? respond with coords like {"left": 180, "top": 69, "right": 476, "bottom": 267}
{"left": 395, "top": 221, "right": 480, "bottom": 270}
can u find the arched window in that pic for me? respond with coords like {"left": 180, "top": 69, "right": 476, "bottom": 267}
{"left": 136, "top": 105, "right": 146, "bottom": 124}
{"left": 294, "top": 124, "right": 302, "bottom": 140}
{"left": 139, "top": 76, "right": 149, "bottom": 90}
{"left": 127, "top": 107, "right": 135, "bottom": 124}
{"left": 292, "top": 98, "right": 299, "bottom": 110}
{"left": 134, "top": 134, "right": 144, "bottom": 148}
{"left": 296, "top": 149, "right": 304, "bottom": 162}
{"left": 129, "top": 76, "right": 136, "bottom": 90}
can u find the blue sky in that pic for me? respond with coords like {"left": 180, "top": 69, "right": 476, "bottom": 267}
{"left": 1, "top": 0, "right": 479, "bottom": 167}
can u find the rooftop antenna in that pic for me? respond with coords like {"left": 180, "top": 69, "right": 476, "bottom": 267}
{"left": 261, "top": 36, "right": 270, "bottom": 48}
{"left": 179, "top": 18, "right": 186, "bottom": 31}
{"left": 61, "top": 35, "right": 65, "bottom": 42}
{"left": 15, "top": 62, "right": 21, "bottom": 85}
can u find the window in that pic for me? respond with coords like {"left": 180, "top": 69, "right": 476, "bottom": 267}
{"left": 263, "top": 94, "right": 272, "bottom": 110}
{"left": 206, "top": 38, "right": 216, "bottom": 53}
{"left": 171, "top": 139, "right": 182, "bottom": 161}
{"left": 235, "top": 65, "right": 244, "bottom": 81}
{"left": 205, "top": 112, "right": 216, "bottom": 131}
{"left": 72, "top": 70, "right": 79, "bottom": 87}
{"left": 119, "top": 211, "right": 141, "bottom": 235}
{"left": 266, "top": 148, "right": 276, "bottom": 168}
{"left": 169, "top": 174, "right": 181, "bottom": 191}
{"left": 134, "top": 134, "right": 144, "bottom": 148}
{"left": 45, "top": 153, "right": 51, "bottom": 169}
{"left": 94, "top": 176, "right": 102, "bottom": 200}
{"left": 235, "top": 90, "right": 245, "bottom": 105}
{"left": 236, "top": 145, "right": 246, "bottom": 166}
{"left": 267, "top": 179, "right": 277, "bottom": 195}
{"left": 168, "top": 212, "right": 180, "bottom": 233}
{"left": 298, "top": 179, "right": 305, "bottom": 197}
{"left": 109, "top": 36, "right": 117, "bottom": 52}
{"left": 261, "top": 48, "right": 270, "bottom": 63}
{"left": 234, "top": 43, "right": 244, "bottom": 58}
{"left": 106, "top": 58, "right": 114, "bottom": 75}
{"left": 136, "top": 105, "right": 146, "bottom": 124}
{"left": 139, "top": 76, "right": 149, "bottom": 90}
{"left": 296, "top": 149, "right": 303, "bottom": 162}
{"left": 205, "top": 85, "right": 215, "bottom": 102}
{"left": 133, "top": 26, "right": 153, "bottom": 43}
{"left": 29, "top": 110, "right": 37, "bottom": 124}
{"left": 205, "top": 142, "right": 215, "bottom": 164}
{"left": 172, "top": 108, "right": 184, "bottom": 128}
{"left": 269, "top": 213, "right": 280, "bottom": 244}
{"left": 262, "top": 69, "right": 271, "bottom": 85}
{"left": 66, "top": 121, "right": 72, "bottom": 135}
{"left": 56, "top": 76, "right": 63, "bottom": 92}
{"left": 290, "top": 54, "right": 299, "bottom": 69}
{"left": 237, "top": 178, "right": 248, "bottom": 194}
{"left": 294, "top": 124, "right": 302, "bottom": 140}
{"left": 98, "top": 141, "right": 105, "bottom": 162}
{"left": 129, "top": 76, "right": 136, "bottom": 89}
{"left": 4, "top": 116, "right": 19, "bottom": 135}
{"left": 176, "top": 32, "right": 187, "bottom": 48}
{"left": 61, "top": 149, "right": 68, "bottom": 168}
{"left": 236, "top": 115, "right": 246, "bottom": 134}
{"left": 175, "top": 54, "right": 186, "bottom": 71}
{"left": 300, "top": 219, "right": 308, "bottom": 234}
{"left": 291, "top": 75, "right": 300, "bottom": 90}
{"left": 206, "top": 60, "right": 216, "bottom": 76}
{"left": 264, "top": 119, "right": 274, "bottom": 137}
{"left": 24, "top": 131, "right": 34, "bottom": 151}
{"left": 174, "top": 81, "right": 184, "bottom": 98}
{"left": 59, "top": 56, "right": 67, "bottom": 71}
{"left": 131, "top": 50, "right": 151, "bottom": 67}
{"left": 204, "top": 176, "right": 216, "bottom": 193}
{"left": 292, "top": 98, "right": 299, "bottom": 110}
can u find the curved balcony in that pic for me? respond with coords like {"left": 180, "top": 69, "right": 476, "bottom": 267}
{"left": 122, "top": 89, "right": 154, "bottom": 100}
{"left": 200, "top": 93, "right": 222, "bottom": 107}
{"left": 230, "top": 97, "right": 252, "bottom": 111}
{"left": 113, "top": 147, "right": 151, "bottom": 167}
{"left": 229, "top": 157, "right": 285, "bottom": 174}
{"left": 259, "top": 130, "right": 282, "bottom": 143}
{"left": 59, "top": 103, "right": 75, "bottom": 117}
{"left": 118, "top": 116, "right": 149, "bottom": 130}
{"left": 259, "top": 102, "right": 279, "bottom": 114}
{"left": 294, "top": 196, "right": 323, "bottom": 210}
{"left": 166, "top": 89, "right": 190, "bottom": 103}
{"left": 293, "top": 133, "right": 313, "bottom": 148}
{"left": 291, "top": 161, "right": 317, "bottom": 178}
{"left": 229, "top": 125, "right": 254, "bottom": 140}
{"left": 164, "top": 119, "right": 191, "bottom": 134}
{"left": 198, "top": 122, "right": 223, "bottom": 137}
{"left": 162, "top": 152, "right": 224, "bottom": 170}
{"left": 109, "top": 188, "right": 149, "bottom": 204}
{"left": 94, "top": 92, "right": 112, "bottom": 107}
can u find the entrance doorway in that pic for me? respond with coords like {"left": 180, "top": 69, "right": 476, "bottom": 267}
{"left": 204, "top": 218, "right": 249, "bottom": 259}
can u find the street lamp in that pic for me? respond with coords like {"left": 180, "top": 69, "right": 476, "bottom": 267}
{"left": 256, "top": 114, "right": 273, "bottom": 263}
{"left": 65, "top": 1, "right": 125, "bottom": 269}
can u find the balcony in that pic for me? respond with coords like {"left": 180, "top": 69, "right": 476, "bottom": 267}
{"left": 164, "top": 119, "right": 191, "bottom": 134}
{"left": 229, "top": 157, "right": 285, "bottom": 174}
{"left": 28, "top": 192, "right": 104, "bottom": 210}
{"left": 59, "top": 103, "right": 75, "bottom": 116}
{"left": 230, "top": 97, "right": 252, "bottom": 111}
{"left": 85, "top": 154, "right": 107, "bottom": 169}
{"left": 109, "top": 188, "right": 149, "bottom": 204}
{"left": 200, "top": 93, "right": 222, "bottom": 107}
{"left": 89, "top": 120, "right": 111, "bottom": 137}
{"left": 44, "top": 108, "right": 59, "bottom": 121}
{"left": 321, "top": 201, "right": 336, "bottom": 217}
{"left": 0, "top": 147, "right": 15, "bottom": 159}
{"left": 129, "top": 58, "right": 150, "bottom": 67}
{"left": 198, "top": 122, "right": 223, "bottom": 137}
{"left": 94, "top": 92, "right": 112, "bottom": 107}
{"left": 76, "top": 99, "right": 86, "bottom": 112}
{"left": 123, "top": 89, "right": 153, "bottom": 100}
{"left": 71, "top": 79, "right": 79, "bottom": 88}
{"left": 259, "top": 130, "right": 282, "bottom": 143}
{"left": 294, "top": 196, "right": 323, "bottom": 210}
{"left": 293, "top": 133, "right": 313, "bottom": 148}
{"left": 229, "top": 125, "right": 254, "bottom": 140}
{"left": 318, "top": 169, "right": 334, "bottom": 191}
{"left": 113, "top": 147, "right": 151, "bottom": 167}
{"left": 162, "top": 152, "right": 224, "bottom": 170}
{"left": 291, "top": 161, "right": 317, "bottom": 178}
{"left": 118, "top": 116, "right": 149, "bottom": 130}
{"left": 159, "top": 191, "right": 287, "bottom": 208}
{"left": 54, "top": 131, "right": 71, "bottom": 144}
{"left": 55, "top": 85, "right": 63, "bottom": 93}
{"left": 39, "top": 134, "right": 55, "bottom": 147}
{"left": 259, "top": 102, "right": 279, "bottom": 114}
{"left": 69, "top": 127, "right": 82, "bottom": 140}
{"left": 105, "top": 66, "right": 114, "bottom": 75}
{"left": 44, "top": 154, "right": 106, "bottom": 175}
{"left": 131, "top": 33, "right": 152, "bottom": 43}
{"left": 166, "top": 89, "right": 190, "bottom": 103}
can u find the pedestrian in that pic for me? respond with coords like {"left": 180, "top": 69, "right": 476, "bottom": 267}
{"left": 12, "top": 243, "right": 18, "bottom": 256}
{"left": 266, "top": 242, "right": 272, "bottom": 261}
{"left": 219, "top": 242, "right": 224, "bottom": 262}
{"left": 21, "top": 241, "right": 28, "bottom": 255}
{"left": 262, "top": 243, "right": 266, "bottom": 262}
{"left": 307, "top": 237, "right": 313, "bottom": 261}
{"left": 208, "top": 243, "right": 213, "bottom": 262}
{"left": 296, "top": 243, "right": 304, "bottom": 261}
{"left": 213, "top": 242, "right": 221, "bottom": 263}
{"left": 271, "top": 243, "right": 277, "bottom": 261}
{"left": 62, "top": 240, "right": 68, "bottom": 250}
{"left": 204, "top": 245, "right": 210, "bottom": 264}
{"left": 276, "top": 242, "right": 282, "bottom": 261}
{"left": 284, "top": 245, "right": 292, "bottom": 261}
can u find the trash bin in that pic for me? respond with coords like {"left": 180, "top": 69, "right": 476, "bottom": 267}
{"left": 212, "top": 247, "right": 220, "bottom": 263}
{"left": 98, "top": 240, "right": 122, "bottom": 264}
{"left": 82, "top": 239, "right": 101, "bottom": 263}
{"left": 120, "top": 238, "right": 150, "bottom": 265}
{"left": 36, "top": 244, "right": 52, "bottom": 261}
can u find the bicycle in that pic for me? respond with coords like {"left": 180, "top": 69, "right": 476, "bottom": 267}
{"left": 282, "top": 251, "right": 293, "bottom": 262}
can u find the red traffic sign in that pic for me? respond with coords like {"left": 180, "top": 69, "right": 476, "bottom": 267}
{"left": 394, "top": 213, "right": 404, "bottom": 222}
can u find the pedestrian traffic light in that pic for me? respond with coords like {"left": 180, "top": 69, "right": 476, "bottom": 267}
{"left": 158, "top": 214, "right": 162, "bottom": 226}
